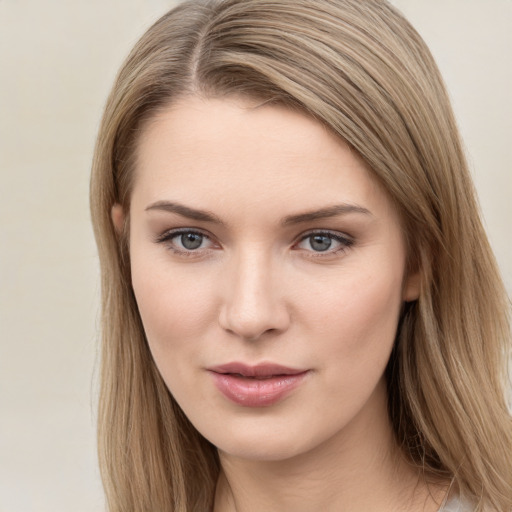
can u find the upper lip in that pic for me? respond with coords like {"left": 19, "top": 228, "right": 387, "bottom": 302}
{"left": 208, "top": 362, "right": 307, "bottom": 378}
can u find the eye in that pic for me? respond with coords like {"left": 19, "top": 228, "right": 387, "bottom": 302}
{"left": 156, "top": 229, "right": 215, "bottom": 254}
{"left": 295, "top": 231, "right": 353, "bottom": 254}
{"left": 177, "top": 232, "right": 206, "bottom": 250}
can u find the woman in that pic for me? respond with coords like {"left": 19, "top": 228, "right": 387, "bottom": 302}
{"left": 90, "top": 0, "right": 512, "bottom": 510}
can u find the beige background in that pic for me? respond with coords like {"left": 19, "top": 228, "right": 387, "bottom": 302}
{"left": 1, "top": 1, "right": 510, "bottom": 511}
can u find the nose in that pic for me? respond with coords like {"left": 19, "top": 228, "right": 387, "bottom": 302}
{"left": 218, "top": 249, "right": 290, "bottom": 341}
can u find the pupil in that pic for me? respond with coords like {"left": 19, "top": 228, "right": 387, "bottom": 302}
{"left": 181, "top": 233, "right": 203, "bottom": 250}
{"left": 311, "top": 235, "right": 332, "bottom": 251}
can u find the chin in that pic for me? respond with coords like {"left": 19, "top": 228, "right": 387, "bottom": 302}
{"left": 197, "top": 413, "right": 342, "bottom": 464}
{"left": 216, "top": 436, "right": 310, "bottom": 462}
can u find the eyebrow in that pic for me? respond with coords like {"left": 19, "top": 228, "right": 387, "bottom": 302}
{"left": 145, "top": 201, "right": 225, "bottom": 225}
{"left": 282, "top": 204, "right": 372, "bottom": 225}
{"left": 145, "top": 200, "right": 371, "bottom": 226}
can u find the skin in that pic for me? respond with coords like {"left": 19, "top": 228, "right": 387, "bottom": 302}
{"left": 114, "top": 96, "right": 447, "bottom": 511}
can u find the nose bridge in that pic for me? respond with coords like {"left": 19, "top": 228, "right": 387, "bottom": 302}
{"left": 219, "top": 244, "right": 288, "bottom": 340}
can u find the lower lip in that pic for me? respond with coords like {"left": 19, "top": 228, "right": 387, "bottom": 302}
{"left": 209, "top": 371, "right": 309, "bottom": 407}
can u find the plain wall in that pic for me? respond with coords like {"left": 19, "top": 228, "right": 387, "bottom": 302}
{"left": 0, "top": 1, "right": 510, "bottom": 511}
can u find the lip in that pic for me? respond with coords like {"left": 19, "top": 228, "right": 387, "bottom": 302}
{"left": 207, "top": 362, "right": 309, "bottom": 407}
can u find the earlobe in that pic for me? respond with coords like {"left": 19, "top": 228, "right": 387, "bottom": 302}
{"left": 403, "top": 271, "right": 421, "bottom": 302}
{"left": 111, "top": 203, "right": 125, "bottom": 234}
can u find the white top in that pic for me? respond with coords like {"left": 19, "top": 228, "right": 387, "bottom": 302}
{"left": 440, "top": 495, "right": 475, "bottom": 512}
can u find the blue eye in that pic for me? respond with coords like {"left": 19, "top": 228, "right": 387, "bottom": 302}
{"left": 309, "top": 234, "right": 333, "bottom": 252}
{"left": 178, "top": 232, "right": 204, "bottom": 250}
{"left": 296, "top": 231, "right": 353, "bottom": 254}
{"left": 156, "top": 229, "right": 213, "bottom": 253}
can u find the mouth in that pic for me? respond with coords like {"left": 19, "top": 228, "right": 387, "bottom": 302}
{"left": 207, "top": 362, "right": 309, "bottom": 407}
{"left": 209, "top": 362, "right": 307, "bottom": 378}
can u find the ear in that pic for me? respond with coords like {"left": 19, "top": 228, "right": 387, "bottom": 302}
{"left": 111, "top": 203, "right": 125, "bottom": 234}
{"left": 402, "top": 270, "right": 421, "bottom": 302}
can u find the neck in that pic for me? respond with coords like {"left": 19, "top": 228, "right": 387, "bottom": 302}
{"left": 213, "top": 381, "right": 447, "bottom": 512}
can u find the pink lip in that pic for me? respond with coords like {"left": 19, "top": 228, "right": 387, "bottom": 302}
{"left": 208, "top": 362, "right": 309, "bottom": 407}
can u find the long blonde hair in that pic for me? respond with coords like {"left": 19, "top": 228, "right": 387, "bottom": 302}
{"left": 90, "top": 1, "right": 512, "bottom": 510}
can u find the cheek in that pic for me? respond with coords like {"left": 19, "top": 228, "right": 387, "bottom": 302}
{"left": 283, "top": 263, "right": 404, "bottom": 441}
{"left": 297, "top": 259, "right": 404, "bottom": 373}
{"left": 130, "top": 246, "right": 218, "bottom": 366}
{"left": 344, "top": 270, "right": 403, "bottom": 340}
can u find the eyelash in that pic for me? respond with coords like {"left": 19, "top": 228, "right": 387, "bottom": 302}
{"left": 155, "top": 228, "right": 215, "bottom": 257}
{"left": 295, "top": 230, "right": 354, "bottom": 258}
{"left": 155, "top": 228, "right": 354, "bottom": 258}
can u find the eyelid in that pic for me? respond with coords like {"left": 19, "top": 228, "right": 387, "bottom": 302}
{"left": 155, "top": 227, "right": 209, "bottom": 242}
{"left": 155, "top": 227, "right": 218, "bottom": 254}
{"left": 293, "top": 229, "right": 354, "bottom": 255}
{"left": 154, "top": 227, "right": 353, "bottom": 257}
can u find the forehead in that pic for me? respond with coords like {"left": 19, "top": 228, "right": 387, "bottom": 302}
{"left": 131, "top": 95, "right": 392, "bottom": 221}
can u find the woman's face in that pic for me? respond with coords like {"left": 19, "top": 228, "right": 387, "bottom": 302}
{"left": 124, "top": 96, "right": 419, "bottom": 461}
